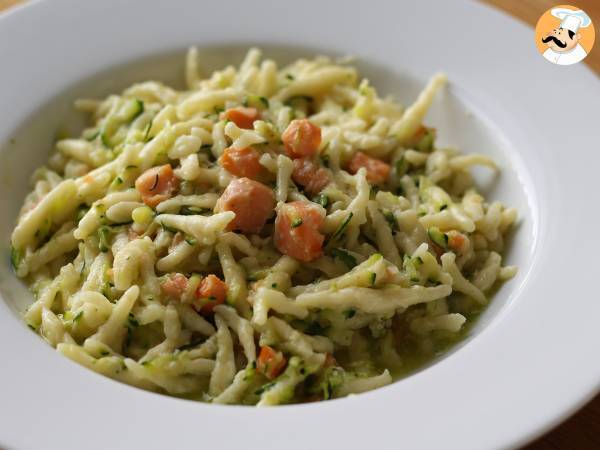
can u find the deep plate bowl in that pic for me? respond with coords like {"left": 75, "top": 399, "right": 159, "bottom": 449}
{"left": 0, "top": 1, "right": 599, "bottom": 449}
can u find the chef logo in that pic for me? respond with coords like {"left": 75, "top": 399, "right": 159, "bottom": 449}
{"left": 535, "top": 5, "right": 595, "bottom": 65}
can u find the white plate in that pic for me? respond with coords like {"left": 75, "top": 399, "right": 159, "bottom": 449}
{"left": 0, "top": 0, "right": 599, "bottom": 449}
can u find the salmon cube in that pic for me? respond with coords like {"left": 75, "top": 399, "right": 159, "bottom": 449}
{"left": 282, "top": 119, "right": 322, "bottom": 158}
{"left": 220, "top": 107, "right": 260, "bottom": 129}
{"left": 347, "top": 151, "right": 390, "bottom": 185}
{"left": 220, "top": 146, "right": 264, "bottom": 179}
{"left": 292, "top": 157, "right": 330, "bottom": 195}
{"left": 195, "top": 274, "right": 227, "bottom": 315}
{"left": 215, "top": 177, "right": 275, "bottom": 234}
{"left": 274, "top": 201, "right": 325, "bottom": 262}
{"left": 135, "top": 164, "right": 180, "bottom": 208}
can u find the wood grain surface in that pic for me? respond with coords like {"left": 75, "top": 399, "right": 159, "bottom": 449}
{"left": 0, "top": 1, "right": 597, "bottom": 449}
{"left": 0, "top": 0, "right": 22, "bottom": 12}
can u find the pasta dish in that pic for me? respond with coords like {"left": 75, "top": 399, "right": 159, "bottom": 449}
{"left": 10, "top": 48, "right": 517, "bottom": 405}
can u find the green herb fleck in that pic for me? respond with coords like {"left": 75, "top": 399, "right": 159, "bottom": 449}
{"left": 125, "top": 312, "right": 139, "bottom": 348}
{"left": 331, "top": 248, "right": 357, "bottom": 269}
{"left": 10, "top": 246, "right": 22, "bottom": 271}
{"left": 198, "top": 143, "right": 214, "bottom": 161}
{"left": 368, "top": 271, "right": 377, "bottom": 286}
{"left": 284, "top": 95, "right": 313, "bottom": 108}
{"left": 383, "top": 210, "right": 398, "bottom": 231}
{"left": 131, "top": 99, "right": 144, "bottom": 121}
{"left": 180, "top": 206, "right": 206, "bottom": 215}
{"left": 427, "top": 278, "right": 441, "bottom": 286}
{"left": 255, "top": 381, "right": 277, "bottom": 395}
{"left": 343, "top": 309, "right": 356, "bottom": 319}
{"left": 178, "top": 338, "right": 206, "bottom": 351}
{"left": 77, "top": 204, "right": 90, "bottom": 222}
{"left": 258, "top": 96, "right": 269, "bottom": 108}
{"left": 313, "top": 193, "right": 329, "bottom": 208}
{"left": 416, "top": 127, "right": 436, "bottom": 152}
{"left": 403, "top": 254, "right": 423, "bottom": 283}
{"left": 427, "top": 227, "right": 448, "bottom": 249}
{"left": 395, "top": 156, "right": 408, "bottom": 178}
{"left": 247, "top": 269, "right": 268, "bottom": 282}
{"left": 126, "top": 313, "right": 138, "bottom": 330}
{"left": 325, "top": 212, "right": 353, "bottom": 247}
{"left": 159, "top": 222, "right": 179, "bottom": 234}
{"left": 305, "top": 321, "right": 327, "bottom": 335}
{"left": 97, "top": 226, "right": 111, "bottom": 253}
{"left": 243, "top": 95, "right": 270, "bottom": 109}
{"left": 142, "top": 120, "right": 153, "bottom": 141}
{"left": 84, "top": 130, "right": 100, "bottom": 141}
{"left": 100, "top": 132, "right": 112, "bottom": 148}
{"left": 291, "top": 218, "right": 303, "bottom": 228}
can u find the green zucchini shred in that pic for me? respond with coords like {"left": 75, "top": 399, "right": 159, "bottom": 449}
{"left": 403, "top": 254, "right": 423, "bottom": 283}
{"left": 416, "top": 127, "right": 436, "bottom": 152}
{"left": 331, "top": 248, "right": 357, "bottom": 269}
{"left": 101, "top": 99, "right": 145, "bottom": 148}
{"left": 10, "top": 246, "right": 22, "bottom": 271}
{"left": 382, "top": 210, "right": 399, "bottom": 231}
{"left": 326, "top": 212, "right": 353, "bottom": 247}
{"left": 427, "top": 226, "right": 448, "bottom": 249}
{"left": 313, "top": 193, "right": 329, "bottom": 208}
{"left": 97, "top": 226, "right": 112, "bottom": 253}
{"left": 180, "top": 205, "right": 206, "bottom": 215}
{"left": 368, "top": 271, "right": 377, "bottom": 286}
{"left": 243, "top": 95, "right": 270, "bottom": 109}
{"left": 343, "top": 308, "right": 356, "bottom": 319}
{"left": 83, "top": 129, "right": 100, "bottom": 141}
{"left": 395, "top": 156, "right": 408, "bottom": 178}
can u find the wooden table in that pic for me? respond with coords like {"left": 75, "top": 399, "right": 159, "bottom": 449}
{"left": 0, "top": 0, "right": 598, "bottom": 449}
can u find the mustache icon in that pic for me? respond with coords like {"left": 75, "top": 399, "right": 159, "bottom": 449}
{"left": 542, "top": 35, "right": 567, "bottom": 48}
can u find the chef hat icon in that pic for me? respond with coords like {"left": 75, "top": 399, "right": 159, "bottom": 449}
{"left": 551, "top": 8, "right": 592, "bottom": 33}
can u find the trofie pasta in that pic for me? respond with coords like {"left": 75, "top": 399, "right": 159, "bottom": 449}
{"left": 10, "top": 48, "right": 518, "bottom": 405}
